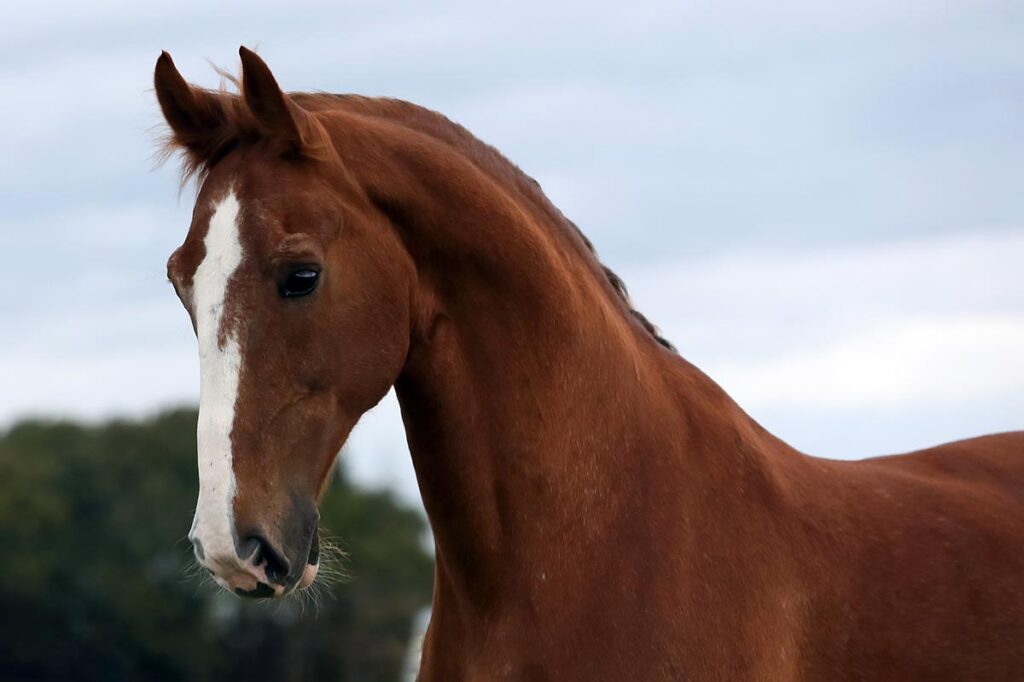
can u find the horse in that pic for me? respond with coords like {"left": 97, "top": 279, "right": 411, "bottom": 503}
{"left": 155, "top": 47, "right": 1024, "bottom": 680}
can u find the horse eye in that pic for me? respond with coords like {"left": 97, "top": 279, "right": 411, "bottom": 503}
{"left": 280, "top": 268, "right": 320, "bottom": 298}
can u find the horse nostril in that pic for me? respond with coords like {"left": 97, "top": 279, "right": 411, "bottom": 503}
{"left": 240, "top": 534, "right": 290, "bottom": 585}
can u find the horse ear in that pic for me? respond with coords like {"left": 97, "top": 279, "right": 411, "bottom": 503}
{"left": 154, "top": 51, "right": 228, "bottom": 155}
{"left": 238, "top": 46, "right": 306, "bottom": 150}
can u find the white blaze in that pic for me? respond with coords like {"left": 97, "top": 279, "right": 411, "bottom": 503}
{"left": 190, "top": 190, "right": 245, "bottom": 565}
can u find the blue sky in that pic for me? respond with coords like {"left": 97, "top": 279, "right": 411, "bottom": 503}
{"left": 1, "top": 1, "right": 1022, "bottom": 503}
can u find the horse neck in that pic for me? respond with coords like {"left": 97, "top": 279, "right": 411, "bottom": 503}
{"left": 335, "top": 110, "right": 786, "bottom": 612}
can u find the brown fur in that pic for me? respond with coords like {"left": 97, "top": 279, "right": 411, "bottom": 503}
{"left": 157, "top": 48, "right": 1024, "bottom": 680}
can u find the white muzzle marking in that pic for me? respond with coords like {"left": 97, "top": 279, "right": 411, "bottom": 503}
{"left": 189, "top": 190, "right": 245, "bottom": 570}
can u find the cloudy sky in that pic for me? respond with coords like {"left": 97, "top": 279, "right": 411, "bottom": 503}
{"left": 1, "top": 1, "right": 1021, "bottom": 504}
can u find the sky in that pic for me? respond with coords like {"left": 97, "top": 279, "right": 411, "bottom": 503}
{"left": 1, "top": 1, "right": 1022, "bottom": 505}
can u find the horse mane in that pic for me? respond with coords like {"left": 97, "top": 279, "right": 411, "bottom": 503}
{"left": 160, "top": 81, "right": 675, "bottom": 352}
{"left": 305, "top": 94, "right": 677, "bottom": 353}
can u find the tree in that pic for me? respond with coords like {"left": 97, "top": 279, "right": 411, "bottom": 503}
{"left": 0, "top": 408, "right": 433, "bottom": 682}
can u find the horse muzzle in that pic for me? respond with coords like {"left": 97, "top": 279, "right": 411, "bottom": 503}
{"left": 189, "top": 507, "right": 320, "bottom": 599}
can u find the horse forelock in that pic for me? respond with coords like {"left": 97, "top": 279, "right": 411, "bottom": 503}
{"left": 157, "top": 67, "right": 333, "bottom": 190}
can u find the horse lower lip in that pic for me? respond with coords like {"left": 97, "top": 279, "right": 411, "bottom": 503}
{"left": 295, "top": 528, "right": 319, "bottom": 589}
{"left": 307, "top": 528, "right": 320, "bottom": 565}
{"left": 298, "top": 563, "right": 318, "bottom": 589}
{"left": 235, "top": 582, "right": 278, "bottom": 599}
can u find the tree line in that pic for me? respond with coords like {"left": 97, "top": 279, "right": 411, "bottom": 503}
{"left": 0, "top": 408, "right": 433, "bottom": 682}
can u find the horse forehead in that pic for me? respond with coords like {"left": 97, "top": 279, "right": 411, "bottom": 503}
{"left": 190, "top": 190, "right": 246, "bottom": 308}
{"left": 176, "top": 170, "right": 334, "bottom": 286}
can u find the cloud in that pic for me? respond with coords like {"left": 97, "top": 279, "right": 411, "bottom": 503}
{"left": 716, "top": 313, "right": 1024, "bottom": 408}
{"left": 625, "top": 228, "right": 1024, "bottom": 357}
{"left": 1, "top": 2, "right": 1022, "bottom": 504}
{"left": 620, "top": 228, "right": 1024, "bottom": 459}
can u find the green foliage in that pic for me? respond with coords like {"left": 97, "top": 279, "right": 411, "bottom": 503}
{"left": 0, "top": 409, "right": 433, "bottom": 682}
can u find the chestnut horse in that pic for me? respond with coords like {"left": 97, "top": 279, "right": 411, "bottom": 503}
{"left": 156, "top": 48, "right": 1024, "bottom": 680}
